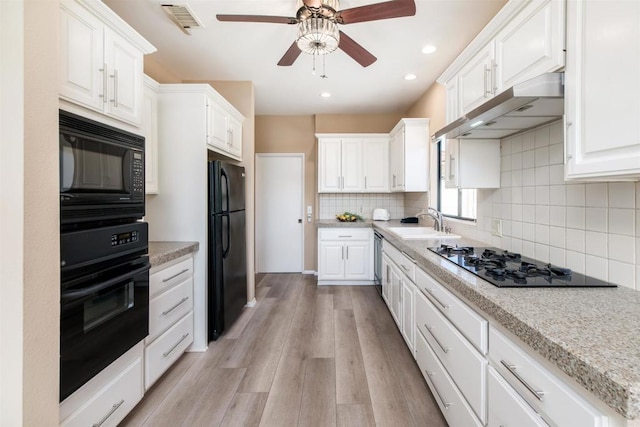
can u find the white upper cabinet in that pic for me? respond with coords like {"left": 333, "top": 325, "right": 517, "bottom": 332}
{"left": 444, "top": 138, "right": 501, "bottom": 189}
{"left": 142, "top": 75, "right": 159, "bottom": 194}
{"left": 565, "top": 0, "right": 640, "bottom": 180}
{"left": 441, "top": 0, "right": 565, "bottom": 124}
{"left": 59, "top": 0, "right": 155, "bottom": 126}
{"left": 317, "top": 135, "right": 389, "bottom": 193}
{"left": 389, "top": 119, "right": 430, "bottom": 192}
{"left": 206, "top": 98, "right": 244, "bottom": 161}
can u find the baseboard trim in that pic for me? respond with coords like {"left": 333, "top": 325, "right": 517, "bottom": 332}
{"left": 302, "top": 270, "right": 316, "bottom": 275}
{"left": 317, "top": 280, "right": 375, "bottom": 286}
{"left": 245, "top": 298, "right": 257, "bottom": 308}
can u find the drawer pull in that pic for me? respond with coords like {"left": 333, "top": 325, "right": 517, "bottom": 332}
{"left": 425, "top": 324, "right": 450, "bottom": 354}
{"left": 162, "top": 268, "right": 189, "bottom": 283}
{"left": 401, "top": 251, "right": 416, "bottom": 263}
{"left": 163, "top": 333, "right": 190, "bottom": 358}
{"left": 161, "top": 297, "right": 189, "bottom": 316}
{"left": 500, "top": 359, "right": 545, "bottom": 401}
{"left": 428, "top": 376, "right": 452, "bottom": 410}
{"left": 338, "top": 235, "right": 352, "bottom": 238}
{"left": 425, "top": 288, "right": 450, "bottom": 310}
{"left": 92, "top": 399, "right": 124, "bottom": 427}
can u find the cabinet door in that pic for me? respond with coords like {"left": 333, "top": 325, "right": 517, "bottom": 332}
{"left": 389, "top": 263, "right": 402, "bottom": 327}
{"left": 445, "top": 77, "right": 460, "bottom": 124}
{"left": 318, "top": 241, "right": 345, "bottom": 280}
{"left": 207, "top": 101, "right": 228, "bottom": 149}
{"left": 401, "top": 277, "right": 415, "bottom": 353}
{"left": 344, "top": 241, "right": 370, "bottom": 280}
{"left": 142, "top": 77, "right": 159, "bottom": 194}
{"left": 444, "top": 138, "right": 459, "bottom": 189}
{"left": 389, "top": 129, "right": 405, "bottom": 191}
{"left": 487, "top": 367, "right": 547, "bottom": 427}
{"left": 382, "top": 254, "right": 392, "bottom": 306}
{"left": 227, "top": 116, "right": 243, "bottom": 159}
{"left": 341, "top": 139, "right": 363, "bottom": 192}
{"left": 495, "top": 0, "right": 565, "bottom": 93}
{"left": 459, "top": 42, "right": 495, "bottom": 114}
{"left": 318, "top": 139, "right": 343, "bottom": 192}
{"left": 565, "top": 0, "right": 640, "bottom": 179}
{"left": 59, "top": 0, "right": 105, "bottom": 112}
{"left": 104, "top": 29, "right": 143, "bottom": 125}
{"left": 362, "top": 138, "right": 389, "bottom": 192}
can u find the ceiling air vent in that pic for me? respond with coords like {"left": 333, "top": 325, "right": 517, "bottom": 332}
{"left": 161, "top": 4, "right": 203, "bottom": 35}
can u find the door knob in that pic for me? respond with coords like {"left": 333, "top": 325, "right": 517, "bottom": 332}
{"left": 298, "top": 219, "right": 302, "bottom": 223}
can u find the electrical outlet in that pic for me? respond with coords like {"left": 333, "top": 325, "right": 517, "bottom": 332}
{"left": 491, "top": 219, "right": 503, "bottom": 237}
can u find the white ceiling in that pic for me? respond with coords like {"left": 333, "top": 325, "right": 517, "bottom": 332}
{"left": 104, "top": 0, "right": 507, "bottom": 115}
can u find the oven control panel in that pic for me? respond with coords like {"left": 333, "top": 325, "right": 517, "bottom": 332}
{"left": 111, "top": 230, "right": 139, "bottom": 246}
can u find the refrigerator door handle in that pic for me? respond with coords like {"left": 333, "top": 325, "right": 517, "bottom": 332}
{"left": 222, "top": 213, "right": 230, "bottom": 258}
{"left": 221, "top": 168, "right": 230, "bottom": 213}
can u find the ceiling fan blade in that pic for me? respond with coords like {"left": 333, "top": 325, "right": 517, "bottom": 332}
{"left": 337, "top": 0, "right": 416, "bottom": 25}
{"left": 216, "top": 14, "right": 297, "bottom": 24}
{"left": 338, "top": 31, "right": 376, "bottom": 67}
{"left": 278, "top": 42, "right": 303, "bottom": 66}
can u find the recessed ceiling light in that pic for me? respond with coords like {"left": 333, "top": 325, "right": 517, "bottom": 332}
{"left": 404, "top": 74, "right": 417, "bottom": 81}
{"left": 320, "top": 92, "right": 331, "bottom": 98}
{"left": 422, "top": 44, "right": 437, "bottom": 54}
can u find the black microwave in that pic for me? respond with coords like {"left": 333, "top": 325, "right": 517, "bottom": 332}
{"left": 59, "top": 110, "right": 145, "bottom": 228}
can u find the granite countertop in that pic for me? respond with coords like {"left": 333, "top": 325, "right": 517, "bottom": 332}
{"left": 318, "top": 219, "right": 640, "bottom": 419}
{"left": 149, "top": 241, "right": 199, "bottom": 267}
{"left": 316, "top": 219, "right": 375, "bottom": 228}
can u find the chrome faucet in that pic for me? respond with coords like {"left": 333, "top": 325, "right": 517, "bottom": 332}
{"left": 417, "top": 207, "right": 444, "bottom": 232}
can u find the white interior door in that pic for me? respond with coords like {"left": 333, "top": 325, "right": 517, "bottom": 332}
{"left": 255, "top": 154, "right": 303, "bottom": 273}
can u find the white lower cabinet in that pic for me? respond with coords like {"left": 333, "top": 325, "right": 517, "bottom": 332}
{"left": 488, "top": 366, "right": 548, "bottom": 427}
{"left": 400, "top": 273, "right": 415, "bottom": 353}
{"left": 381, "top": 253, "right": 392, "bottom": 305}
{"left": 59, "top": 343, "right": 144, "bottom": 427}
{"left": 317, "top": 228, "right": 373, "bottom": 284}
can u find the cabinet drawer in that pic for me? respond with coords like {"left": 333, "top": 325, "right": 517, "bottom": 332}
{"left": 318, "top": 228, "right": 371, "bottom": 241}
{"left": 147, "top": 277, "right": 193, "bottom": 343}
{"left": 489, "top": 327, "right": 607, "bottom": 427}
{"left": 145, "top": 311, "right": 194, "bottom": 390}
{"left": 416, "top": 290, "right": 486, "bottom": 423}
{"left": 488, "top": 366, "right": 548, "bottom": 427}
{"left": 415, "top": 267, "right": 487, "bottom": 353}
{"left": 415, "top": 330, "right": 483, "bottom": 427}
{"left": 382, "top": 241, "right": 415, "bottom": 282}
{"left": 60, "top": 355, "right": 143, "bottom": 427}
{"left": 150, "top": 256, "right": 193, "bottom": 297}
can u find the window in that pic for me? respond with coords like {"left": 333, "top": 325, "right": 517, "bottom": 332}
{"left": 437, "top": 139, "right": 477, "bottom": 221}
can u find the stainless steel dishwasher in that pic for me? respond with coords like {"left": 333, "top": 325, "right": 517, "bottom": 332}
{"left": 374, "top": 231, "right": 382, "bottom": 296}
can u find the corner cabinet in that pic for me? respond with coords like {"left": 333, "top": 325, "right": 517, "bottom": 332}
{"left": 317, "top": 134, "right": 389, "bottom": 193}
{"left": 158, "top": 84, "right": 245, "bottom": 162}
{"left": 564, "top": 0, "right": 640, "bottom": 180}
{"left": 317, "top": 228, "right": 373, "bottom": 285}
{"left": 59, "top": 0, "right": 155, "bottom": 126}
{"left": 444, "top": 138, "right": 501, "bottom": 189}
{"left": 389, "top": 118, "right": 429, "bottom": 192}
{"left": 142, "top": 75, "right": 159, "bottom": 194}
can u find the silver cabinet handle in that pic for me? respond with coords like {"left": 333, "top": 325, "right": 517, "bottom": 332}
{"left": 400, "top": 264, "right": 411, "bottom": 272}
{"left": 425, "top": 324, "right": 450, "bottom": 354}
{"left": 92, "top": 399, "right": 125, "bottom": 427}
{"left": 364, "top": 176, "right": 367, "bottom": 189}
{"left": 500, "top": 360, "right": 545, "bottom": 401}
{"left": 163, "top": 333, "right": 190, "bottom": 358}
{"left": 342, "top": 246, "right": 345, "bottom": 260}
{"left": 346, "top": 246, "right": 349, "bottom": 259}
{"left": 99, "top": 63, "right": 107, "bottom": 103}
{"left": 386, "top": 265, "right": 390, "bottom": 284}
{"left": 161, "top": 297, "right": 189, "bottom": 316}
{"left": 484, "top": 64, "right": 491, "bottom": 97}
{"left": 425, "top": 373, "right": 452, "bottom": 410}
{"left": 338, "top": 235, "right": 352, "bottom": 238}
{"left": 425, "top": 288, "right": 450, "bottom": 310}
{"left": 162, "top": 268, "right": 189, "bottom": 283}
{"left": 492, "top": 60, "right": 498, "bottom": 95}
{"left": 110, "top": 69, "right": 118, "bottom": 107}
{"left": 393, "top": 174, "right": 396, "bottom": 188}
{"left": 448, "top": 154, "right": 455, "bottom": 181}
{"left": 336, "top": 176, "right": 340, "bottom": 189}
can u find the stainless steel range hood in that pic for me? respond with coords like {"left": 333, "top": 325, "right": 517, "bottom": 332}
{"left": 434, "top": 73, "right": 564, "bottom": 140}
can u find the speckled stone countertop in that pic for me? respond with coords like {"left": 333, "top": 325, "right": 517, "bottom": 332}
{"left": 148, "top": 241, "right": 199, "bottom": 267}
{"left": 316, "top": 219, "right": 375, "bottom": 228}
{"left": 318, "top": 219, "right": 640, "bottom": 420}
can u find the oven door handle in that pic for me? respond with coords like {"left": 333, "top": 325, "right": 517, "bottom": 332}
{"left": 61, "top": 263, "right": 150, "bottom": 301}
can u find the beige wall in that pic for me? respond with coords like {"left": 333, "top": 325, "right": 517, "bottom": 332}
{"left": 0, "top": 0, "right": 60, "bottom": 424}
{"left": 406, "top": 82, "right": 446, "bottom": 132}
{"left": 144, "top": 54, "right": 182, "bottom": 84}
{"left": 255, "top": 116, "right": 316, "bottom": 271}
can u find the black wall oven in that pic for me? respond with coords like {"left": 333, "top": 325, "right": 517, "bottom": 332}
{"left": 60, "top": 222, "right": 149, "bottom": 401}
{"left": 59, "top": 110, "right": 145, "bottom": 228}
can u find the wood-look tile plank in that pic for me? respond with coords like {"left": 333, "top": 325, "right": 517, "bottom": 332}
{"left": 264, "top": 273, "right": 293, "bottom": 298}
{"left": 180, "top": 368, "right": 246, "bottom": 426}
{"left": 220, "top": 393, "right": 268, "bottom": 427}
{"left": 298, "top": 358, "right": 337, "bottom": 427}
{"left": 334, "top": 309, "right": 371, "bottom": 405}
{"left": 336, "top": 404, "right": 375, "bottom": 427}
{"left": 308, "top": 293, "right": 335, "bottom": 358}
{"left": 331, "top": 286, "right": 353, "bottom": 310}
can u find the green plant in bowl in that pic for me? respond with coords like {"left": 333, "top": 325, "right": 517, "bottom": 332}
{"left": 336, "top": 212, "right": 363, "bottom": 222}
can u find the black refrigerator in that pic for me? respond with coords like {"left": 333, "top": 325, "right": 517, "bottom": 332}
{"left": 208, "top": 160, "right": 247, "bottom": 341}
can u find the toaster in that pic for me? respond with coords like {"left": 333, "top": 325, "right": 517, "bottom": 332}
{"left": 372, "top": 208, "right": 390, "bottom": 221}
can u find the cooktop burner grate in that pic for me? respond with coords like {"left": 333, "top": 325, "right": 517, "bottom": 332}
{"left": 429, "top": 245, "right": 616, "bottom": 288}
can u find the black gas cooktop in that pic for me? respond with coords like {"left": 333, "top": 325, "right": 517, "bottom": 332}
{"left": 429, "top": 245, "right": 616, "bottom": 288}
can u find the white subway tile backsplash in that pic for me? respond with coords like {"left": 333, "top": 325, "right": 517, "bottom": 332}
{"left": 566, "top": 184, "right": 586, "bottom": 207}
{"left": 609, "top": 209, "right": 635, "bottom": 236}
{"left": 535, "top": 126, "right": 550, "bottom": 148}
{"left": 501, "top": 172, "right": 511, "bottom": 187}
{"left": 549, "top": 143, "right": 564, "bottom": 165}
{"left": 501, "top": 187, "right": 512, "bottom": 204}
{"left": 566, "top": 228, "right": 586, "bottom": 253}
{"left": 585, "top": 231, "right": 608, "bottom": 258}
{"left": 535, "top": 224, "right": 550, "bottom": 245}
{"left": 501, "top": 139, "right": 512, "bottom": 155}
{"left": 586, "top": 183, "right": 608, "bottom": 207}
{"left": 549, "top": 185, "right": 566, "bottom": 206}
{"left": 523, "top": 151, "right": 535, "bottom": 169}
{"left": 522, "top": 131, "right": 535, "bottom": 151}
{"left": 535, "top": 244, "right": 550, "bottom": 263}
{"left": 549, "top": 206, "right": 566, "bottom": 227}
{"left": 523, "top": 204, "right": 535, "bottom": 223}
{"left": 511, "top": 135, "right": 523, "bottom": 153}
{"left": 609, "top": 260, "right": 635, "bottom": 288}
{"left": 511, "top": 221, "right": 523, "bottom": 239}
{"left": 535, "top": 166, "right": 550, "bottom": 186}
{"left": 608, "top": 234, "right": 636, "bottom": 264}
{"left": 535, "top": 186, "right": 550, "bottom": 206}
{"left": 501, "top": 154, "right": 512, "bottom": 172}
{"left": 549, "top": 226, "right": 566, "bottom": 248}
{"left": 586, "top": 208, "right": 607, "bottom": 232}
{"left": 522, "top": 240, "right": 535, "bottom": 258}
{"left": 523, "top": 222, "right": 535, "bottom": 242}
{"left": 511, "top": 153, "right": 523, "bottom": 171}
{"left": 523, "top": 168, "right": 535, "bottom": 186}
{"left": 535, "top": 146, "right": 549, "bottom": 167}
{"left": 566, "top": 250, "right": 586, "bottom": 274}
{"left": 609, "top": 182, "right": 636, "bottom": 209}
{"left": 512, "top": 187, "right": 523, "bottom": 205}
{"left": 511, "top": 170, "right": 523, "bottom": 188}
{"left": 549, "top": 120, "right": 563, "bottom": 144}
{"left": 535, "top": 205, "right": 550, "bottom": 225}
{"left": 586, "top": 255, "right": 608, "bottom": 281}
{"left": 549, "top": 247, "right": 566, "bottom": 266}
{"left": 566, "top": 206, "right": 586, "bottom": 230}
{"left": 549, "top": 165, "right": 565, "bottom": 186}
{"left": 319, "top": 193, "right": 404, "bottom": 219}
{"left": 511, "top": 238, "right": 523, "bottom": 254}
{"left": 502, "top": 204, "right": 512, "bottom": 220}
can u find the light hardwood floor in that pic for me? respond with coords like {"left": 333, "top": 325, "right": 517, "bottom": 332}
{"left": 122, "top": 274, "right": 447, "bottom": 427}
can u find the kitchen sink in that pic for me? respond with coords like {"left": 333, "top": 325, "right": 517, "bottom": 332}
{"left": 387, "top": 227, "right": 460, "bottom": 240}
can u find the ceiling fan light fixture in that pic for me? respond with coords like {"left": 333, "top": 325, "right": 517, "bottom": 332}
{"left": 296, "top": 16, "right": 340, "bottom": 55}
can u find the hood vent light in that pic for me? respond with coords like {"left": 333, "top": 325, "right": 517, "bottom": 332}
{"left": 161, "top": 4, "right": 204, "bottom": 35}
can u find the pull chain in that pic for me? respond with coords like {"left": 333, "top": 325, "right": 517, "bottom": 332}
{"left": 320, "top": 54, "right": 328, "bottom": 79}
{"left": 312, "top": 53, "right": 316, "bottom": 75}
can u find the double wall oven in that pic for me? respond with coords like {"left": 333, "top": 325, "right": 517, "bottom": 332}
{"left": 59, "top": 110, "right": 149, "bottom": 402}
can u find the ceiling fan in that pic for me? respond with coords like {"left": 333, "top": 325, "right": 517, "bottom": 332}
{"left": 216, "top": 0, "right": 416, "bottom": 68}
